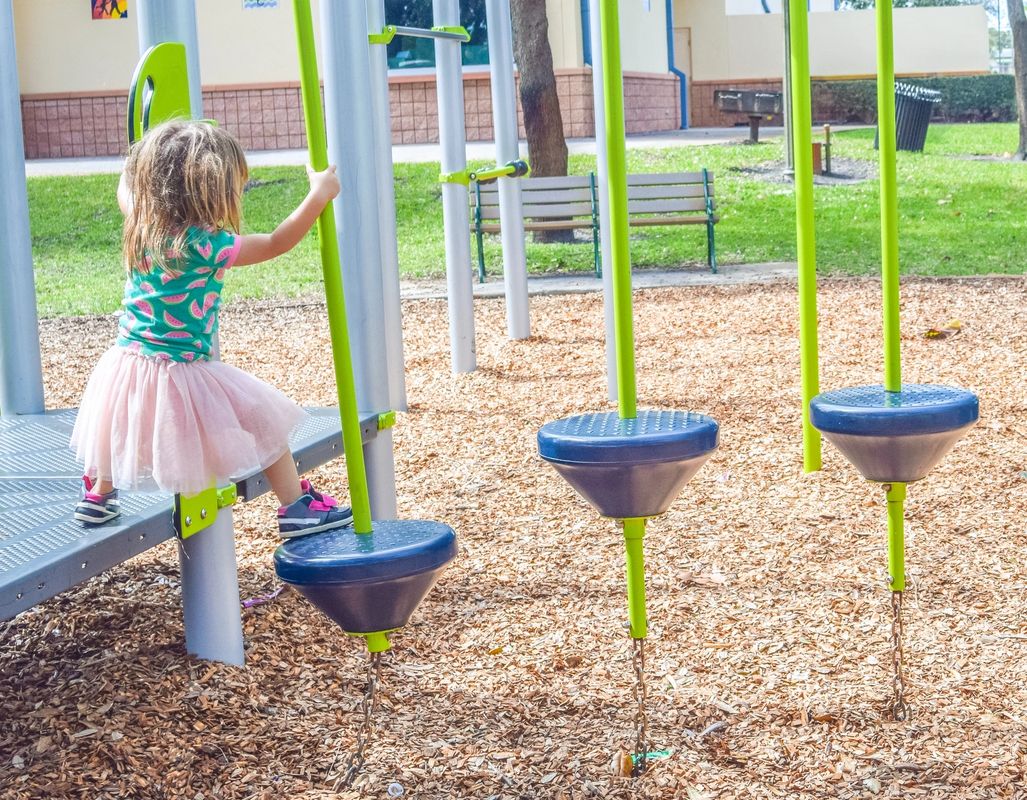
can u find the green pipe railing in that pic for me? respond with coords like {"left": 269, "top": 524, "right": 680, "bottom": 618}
{"left": 292, "top": 0, "right": 372, "bottom": 533}
{"left": 787, "top": 0, "right": 822, "bottom": 473}
{"left": 875, "top": 0, "right": 902, "bottom": 392}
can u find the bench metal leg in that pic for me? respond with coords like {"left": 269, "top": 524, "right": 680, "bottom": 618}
{"left": 178, "top": 509, "right": 245, "bottom": 665}
{"left": 475, "top": 226, "right": 486, "bottom": 283}
{"left": 707, "top": 220, "right": 717, "bottom": 274}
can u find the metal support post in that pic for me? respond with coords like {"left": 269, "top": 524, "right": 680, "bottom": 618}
{"left": 0, "top": 3, "right": 44, "bottom": 416}
{"left": 588, "top": 0, "right": 618, "bottom": 404}
{"left": 433, "top": 0, "right": 477, "bottom": 373}
{"left": 136, "top": 0, "right": 203, "bottom": 118}
{"left": 366, "top": 0, "right": 409, "bottom": 413}
{"left": 321, "top": 0, "right": 399, "bottom": 519}
{"left": 178, "top": 510, "right": 245, "bottom": 665}
{"left": 485, "top": 0, "right": 530, "bottom": 340}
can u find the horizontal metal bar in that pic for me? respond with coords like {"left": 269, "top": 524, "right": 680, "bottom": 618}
{"left": 392, "top": 24, "right": 469, "bottom": 42}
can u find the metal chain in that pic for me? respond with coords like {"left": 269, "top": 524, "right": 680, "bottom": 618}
{"left": 630, "top": 636, "right": 649, "bottom": 777}
{"left": 332, "top": 651, "right": 384, "bottom": 790}
{"left": 890, "top": 591, "right": 909, "bottom": 722}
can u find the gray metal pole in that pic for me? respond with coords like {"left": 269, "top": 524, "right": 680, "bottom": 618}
{"left": 179, "top": 515, "right": 245, "bottom": 666}
{"left": 366, "top": 0, "right": 409, "bottom": 412}
{"left": 588, "top": 0, "right": 617, "bottom": 403}
{"left": 783, "top": 0, "right": 794, "bottom": 175}
{"left": 321, "top": 0, "right": 398, "bottom": 518}
{"left": 136, "top": 0, "right": 243, "bottom": 665}
{"left": 136, "top": 0, "right": 203, "bottom": 117}
{"left": 433, "top": 0, "right": 477, "bottom": 373}
{"left": 0, "top": 1, "right": 44, "bottom": 416}
{"left": 485, "top": 0, "right": 530, "bottom": 340}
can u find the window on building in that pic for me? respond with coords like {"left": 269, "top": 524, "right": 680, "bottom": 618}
{"left": 384, "top": 1, "right": 489, "bottom": 70}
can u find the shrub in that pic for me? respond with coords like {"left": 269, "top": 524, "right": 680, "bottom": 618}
{"left": 812, "top": 74, "right": 1015, "bottom": 123}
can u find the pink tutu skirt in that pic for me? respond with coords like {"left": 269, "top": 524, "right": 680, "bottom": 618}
{"left": 71, "top": 346, "right": 306, "bottom": 495}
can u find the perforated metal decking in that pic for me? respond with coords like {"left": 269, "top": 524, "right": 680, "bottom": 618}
{"left": 0, "top": 407, "right": 377, "bottom": 620}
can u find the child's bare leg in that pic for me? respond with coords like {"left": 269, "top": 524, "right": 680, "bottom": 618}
{"left": 96, "top": 479, "right": 115, "bottom": 494}
{"left": 265, "top": 451, "right": 303, "bottom": 507}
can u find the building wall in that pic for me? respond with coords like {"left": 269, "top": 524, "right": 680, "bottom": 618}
{"left": 15, "top": 0, "right": 680, "bottom": 158}
{"left": 676, "top": 3, "right": 989, "bottom": 83}
{"left": 21, "top": 71, "right": 680, "bottom": 160}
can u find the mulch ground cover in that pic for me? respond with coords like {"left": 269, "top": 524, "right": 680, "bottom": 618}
{"left": 2, "top": 276, "right": 1025, "bottom": 799}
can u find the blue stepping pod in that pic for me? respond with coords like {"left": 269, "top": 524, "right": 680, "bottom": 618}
{"left": 810, "top": 384, "right": 978, "bottom": 482}
{"left": 274, "top": 520, "right": 458, "bottom": 634}
{"left": 538, "top": 410, "right": 719, "bottom": 518}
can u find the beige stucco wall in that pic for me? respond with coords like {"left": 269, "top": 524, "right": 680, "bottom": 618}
{"left": 676, "top": 3, "right": 989, "bottom": 82}
{"left": 14, "top": 0, "right": 326, "bottom": 95}
{"left": 14, "top": 0, "right": 672, "bottom": 96}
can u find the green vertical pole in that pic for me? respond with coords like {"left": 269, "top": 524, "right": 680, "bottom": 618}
{"left": 292, "top": 0, "right": 372, "bottom": 533}
{"left": 598, "top": 0, "right": 636, "bottom": 419}
{"left": 623, "top": 517, "right": 648, "bottom": 639}
{"left": 787, "top": 0, "right": 821, "bottom": 473}
{"left": 886, "top": 483, "right": 906, "bottom": 592}
{"left": 876, "top": 0, "right": 902, "bottom": 393}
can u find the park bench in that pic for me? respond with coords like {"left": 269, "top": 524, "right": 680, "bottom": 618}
{"left": 470, "top": 169, "right": 718, "bottom": 281}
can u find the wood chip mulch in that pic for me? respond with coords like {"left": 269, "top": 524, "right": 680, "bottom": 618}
{"left": 2, "top": 276, "right": 1026, "bottom": 799}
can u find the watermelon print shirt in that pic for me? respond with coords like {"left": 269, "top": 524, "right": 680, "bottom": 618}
{"left": 116, "top": 227, "right": 241, "bottom": 362}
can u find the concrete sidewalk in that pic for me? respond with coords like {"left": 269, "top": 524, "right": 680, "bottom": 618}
{"left": 400, "top": 261, "right": 797, "bottom": 300}
{"left": 25, "top": 126, "right": 786, "bottom": 177}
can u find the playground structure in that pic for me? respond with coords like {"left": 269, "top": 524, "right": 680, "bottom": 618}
{"left": 0, "top": 0, "right": 993, "bottom": 792}
{"left": 787, "top": 0, "right": 979, "bottom": 718}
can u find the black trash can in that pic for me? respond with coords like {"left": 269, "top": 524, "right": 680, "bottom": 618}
{"left": 875, "top": 82, "right": 941, "bottom": 153}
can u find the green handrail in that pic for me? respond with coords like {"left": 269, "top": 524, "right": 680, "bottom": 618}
{"left": 598, "top": 0, "right": 636, "bottom": 420}
{"left": 787, "top": 0, "right": 822, "bottom": 473}
{"left": 292, "top": 0, "right": 372, "bottom": 533}
{"left": 876, "top": 0, "right": 902, "bottom": 392}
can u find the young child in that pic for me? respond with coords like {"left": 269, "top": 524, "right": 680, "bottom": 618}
{"left": 71, "top": 120, "right": 351, "bottom": 539}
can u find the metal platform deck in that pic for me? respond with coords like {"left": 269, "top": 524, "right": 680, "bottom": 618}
{"left": 0, "top": 407, "right": 376, "bottom": 621}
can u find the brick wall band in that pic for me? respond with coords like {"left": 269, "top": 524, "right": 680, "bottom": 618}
{"left": 21, "top": 69, "right": 681, "bottom": 160}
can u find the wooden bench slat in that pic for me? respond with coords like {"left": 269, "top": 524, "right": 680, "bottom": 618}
{"left": 479, "top": 220, "right": 596, "bottom": 234}
{"left": 476, "top": 174, "right": 593, "bottom": 193}
{"left": 625, "top": 215, "right": 720, "bottom": 227}
{"left": 472, "top": 187, "right": 595, "bottom": 208}
{"left": 625, "top": 197, "right": 711, "bottom": 214}
{"left": 478, "top": 201, "right": 596, "bottom": 220}
{"left": 626, "top": 184, "right": 709, "bottom": 201}
{"left": 623, "top": 171, "right": 713, "bottom": 186}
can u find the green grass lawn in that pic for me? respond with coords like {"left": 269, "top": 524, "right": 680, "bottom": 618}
{"left": 26, "top": 122, "right": 1027, "bottom": 318}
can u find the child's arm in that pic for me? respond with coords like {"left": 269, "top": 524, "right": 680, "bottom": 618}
{"left": 117, "top": 171, "right": 133, "bottom": 215}
{"left": 233, "top": 165, "right": 340, "bottom": 267}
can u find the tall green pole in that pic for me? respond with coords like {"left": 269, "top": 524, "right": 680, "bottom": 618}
{"left": 598, "top": 0, "right": 636, "bottom": 420}
{"left": 597, "top": 0, "right": 647, "bottom": 649}
{"left": 875, "top": 0, "right": 902, "bottom": 393}
{"left": 292, "top": 0, "right": 372, "bottom": 533}
{"left": 787, "top": 0, "right": 821, "bottom": 473}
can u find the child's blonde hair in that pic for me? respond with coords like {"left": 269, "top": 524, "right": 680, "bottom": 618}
{"left": 122, "top": 121, "right": 248, "bottom": 274}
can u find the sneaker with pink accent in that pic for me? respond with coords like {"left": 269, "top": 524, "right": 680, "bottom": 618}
{"left": 74, "top": 476, "right": 121, "bottom": 526}
{"left": 277, "top": 479, "right": 353, "bottom": 539}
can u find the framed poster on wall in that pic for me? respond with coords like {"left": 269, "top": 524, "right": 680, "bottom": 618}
{"left": 91, "top": 0, "right": 128, "bottom": 19}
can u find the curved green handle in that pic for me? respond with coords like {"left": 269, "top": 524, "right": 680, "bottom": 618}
{"left": 127, "top": 43, "right": 191, "bottom": 144}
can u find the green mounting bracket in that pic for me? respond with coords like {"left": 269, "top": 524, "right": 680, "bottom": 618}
{"left": 368, "top": 25, "right": 397, "bottom": 45}
{"left": 432, "top": 25, "right": 470, "bottom": 41}
{"left": 348, "top": 630, "right": 395, "bottom": 653}
{"left": 377, "top": 410, "right": 397, "bottom": 431}
{"left": 174, "top": 484, "right": 238, "bottom": 540}
{"left": 440, "top": 170, "right": 471, "bottom": 186}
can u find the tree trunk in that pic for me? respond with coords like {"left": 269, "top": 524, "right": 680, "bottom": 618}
{"left": 509, "top": 0, "right": 573, "bottom": 242}
{"left": 1008, "top": 0, "right": 1027, "bottom": 159}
